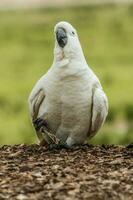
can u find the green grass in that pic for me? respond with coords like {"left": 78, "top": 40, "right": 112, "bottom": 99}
{"left": 0, "top": 5, "right": 133, "bottom": 144}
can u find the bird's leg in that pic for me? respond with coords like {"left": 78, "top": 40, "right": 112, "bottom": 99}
{"left": 42, "top": 129, "right": 60, "bottom": 145}
{"left": 33, "top": 118, "right": 79, "bottom": 149}
{"left": 33, "top": 118, "right": 60, "bottom": 145}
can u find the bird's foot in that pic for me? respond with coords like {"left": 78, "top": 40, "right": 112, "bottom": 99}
{"left": 33, "top": 118, "right": 49, "bottom": 132}
{"left": 43, "top": 131, "right": 60, "bottom": 144}
{"left": 48, "top": 141, "right": 70, "bottom": 150}
{"left": 33, "top": 118, "right": 60, "bottom": 145}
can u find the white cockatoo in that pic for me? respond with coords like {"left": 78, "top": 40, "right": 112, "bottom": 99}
{"left": 28, "top": 21, "right": 108, "bottom": 148}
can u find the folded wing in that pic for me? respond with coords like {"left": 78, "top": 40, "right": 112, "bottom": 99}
{"left": 29, "top": 89, "right": 45, "bottom": 121}
{"left": 88, "top": 87, "right": 108, "bottom": 138}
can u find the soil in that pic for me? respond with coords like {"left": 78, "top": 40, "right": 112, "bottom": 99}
{"left": 0, "top": 144, "right": 133, "bottom": 200}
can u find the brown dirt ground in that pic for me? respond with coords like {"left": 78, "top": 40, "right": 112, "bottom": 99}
{"left": 0, "top": 144, "right": 133, "bottom": 200}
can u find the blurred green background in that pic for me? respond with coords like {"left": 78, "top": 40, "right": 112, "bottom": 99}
{"left": 0, "top": 4, "right": 133, "bottom": 145}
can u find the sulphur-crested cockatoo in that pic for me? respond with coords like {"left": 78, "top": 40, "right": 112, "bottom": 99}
{"left": 28, "top": 21, "right": 108, "bottom": 148}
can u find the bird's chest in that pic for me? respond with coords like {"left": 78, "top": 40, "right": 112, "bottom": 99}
{"left": 42, "top": 68, "right": 92, "bottom": 132}
{"left": 47, "top": 70, "right": 91, "bottom": 115}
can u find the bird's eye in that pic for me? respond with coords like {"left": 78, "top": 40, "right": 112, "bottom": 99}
{"left": 72, "top": 31, "right": 75, "bottom": 35}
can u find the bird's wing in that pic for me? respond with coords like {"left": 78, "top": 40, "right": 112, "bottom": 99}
{"left": 88, "top": 86, "right": 108, "bottom": 138}
{"left": 28, "top": 79, "right": 45, "bottom": 121}
{"left": 28, "top": 79, "right": 47, "bottom": 143}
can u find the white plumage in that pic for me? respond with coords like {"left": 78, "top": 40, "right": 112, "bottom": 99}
{"left": 28, "top": 21, "right": 108, "bottom": 147}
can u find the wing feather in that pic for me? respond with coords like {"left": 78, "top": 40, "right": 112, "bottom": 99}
{"left": 32, "top": 89, "right": 45, "bottom": 120}
{"left": 88, "top": 87, "right": 108, "bottom": 138}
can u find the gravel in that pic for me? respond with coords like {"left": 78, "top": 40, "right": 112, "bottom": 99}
{"left": 0, "top": 144, "right": 133, "bottom": 200}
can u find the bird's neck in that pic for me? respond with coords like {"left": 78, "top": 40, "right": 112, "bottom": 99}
{"left": 53, "top": 45, "right": 87, "bottom": 67}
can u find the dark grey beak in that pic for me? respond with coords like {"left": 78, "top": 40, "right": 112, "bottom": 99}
{"left": 56, "top": 28, "right": 67, "bottom": 48}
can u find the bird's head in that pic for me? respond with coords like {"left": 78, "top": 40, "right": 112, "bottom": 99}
{"left": 54, "top": 21, "right": 84, "bottom": 61}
